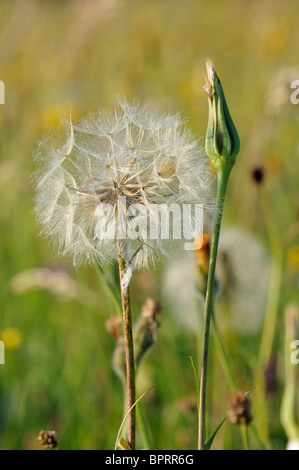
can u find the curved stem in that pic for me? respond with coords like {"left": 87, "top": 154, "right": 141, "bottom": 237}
{"left": 198, "top": 169, "right": 230, "bottom": 449}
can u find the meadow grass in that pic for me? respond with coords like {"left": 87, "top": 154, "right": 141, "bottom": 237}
{"left": 0, "top": 0, "right": 299, "bottom": 449}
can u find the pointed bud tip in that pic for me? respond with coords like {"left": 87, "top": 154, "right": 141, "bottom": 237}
{"left": 206, "top": 57, "right": 216, "bottom": 83}
{"left": 203, "top": 58, "right": 217, "bottom": 99}
{"left": 204, "top": 58, "right": 240, "bottom": 170}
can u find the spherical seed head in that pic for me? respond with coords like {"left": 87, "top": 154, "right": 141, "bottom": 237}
{"left": 34, "top": 99, "right": 215, "bottom": 270}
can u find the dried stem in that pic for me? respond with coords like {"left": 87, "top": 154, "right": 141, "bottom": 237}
{"left": 118, "top": 254, "right": 136, "bottom": 450}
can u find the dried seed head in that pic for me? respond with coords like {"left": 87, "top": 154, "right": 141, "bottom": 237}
{"left": 37, "top": 430, "right": 58, "bottom": 449}
{"left": 251, "top": 166, "right": 264, "bottom": 185}
{"left": 34, "top": 99, "right": 216, "bottom": 270}
{"left": 112, "top": 298, "right": 162, "bottom": 380}
{"left": 141, "top": 297, "right": 162, "bottom": 320}
{"left": 177, "top": 395, "right": 198, "bottom": 414}
{"left": 105, "top": 316, "right": 123, "bottom": 342}
{"left": 227, "top": 392, "right": 253, "bottom": 426}
{"left": 134, "top": 298, "right": 162, "bottom": 368}
{"left": 164, "top": 227, "right": 270, "bottom": 334}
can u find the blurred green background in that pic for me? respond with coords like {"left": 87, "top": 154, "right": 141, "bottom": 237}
{"left": 1, "top": 0, "right": 299, "bottom": 450}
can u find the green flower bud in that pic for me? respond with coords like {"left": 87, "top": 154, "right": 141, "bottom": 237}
{"left": 204, "top": 58, "right": 240, "bottom": 174}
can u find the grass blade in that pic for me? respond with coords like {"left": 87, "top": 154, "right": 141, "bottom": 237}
{"left": 203, "top": 417, "right": 226, "bottom": 450}
{"left": 114, "top": 383, "right": 159, "bottom": 450}
{"left": 189, "top": 356, "right": 200, "bottom": 411}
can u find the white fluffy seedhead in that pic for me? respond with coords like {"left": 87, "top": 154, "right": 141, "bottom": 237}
{"left": 34, "top": 99, "right": 215, "bottom": 270}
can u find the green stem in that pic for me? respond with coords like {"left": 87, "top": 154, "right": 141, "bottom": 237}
{"left": 198, "top": 169, "right": 230, "bottom": 449}
{"left": 241, "top": 424, "right": 250, "bottom": 450}
{"left": 254, "top": 191, "right": 283, "bottom": 444}
{"left": 211, "top": 306, "right": 269, "bottom": 450}
{"left": 258, "top": 236, "right": 282, "bottom": 367}
{"left": 250, "top": 422, "right": 268, "bottom": 450}
{"left": 97, "top": 263, "right": 122, "bottom": 315}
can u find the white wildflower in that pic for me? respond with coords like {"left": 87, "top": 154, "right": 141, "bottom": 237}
{"left": 34, "top": 99, "right": 215, "bottom": 270}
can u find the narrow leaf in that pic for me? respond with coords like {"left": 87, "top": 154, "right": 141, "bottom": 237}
{"left": 189, "top": 356, "right": 200, "bottom": 412}
{"left": 203, "top": 417, "right": 226, "bottom": 450}
{"left": 117, "top": 437, "right": 132, "bottom": 450}
{"left": 114, "top": 384, "right": 159, "bottom": 450}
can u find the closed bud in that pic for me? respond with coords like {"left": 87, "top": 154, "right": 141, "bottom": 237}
{"left": 134, "top": 298, "right": 162, "bottom": 369}
{"left": 204, "top": 58, "right": 240, "bottom": 174}
{"left": 112, "top": 299, "right": 162, "bottom": 382}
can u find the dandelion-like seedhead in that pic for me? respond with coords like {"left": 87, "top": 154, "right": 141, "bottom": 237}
{"left": 34, "top": 99, "right": 215, "bottom": 269}
{"left": 163, "top": 227, "right": 270, "bottom": 334}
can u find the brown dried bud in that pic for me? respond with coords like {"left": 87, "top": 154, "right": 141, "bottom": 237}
{"left": 141, "top": 298, "right": 162, "bottom": 321}
{"left": 251, "top": 166, "right": 264, "bottom": 185}
{"left": 113, "top": 299, "right": 162, "bottom": 381}
{"left": 37, "top": 430, "right": 58, "bottom": 449}
{"left": 227, "top": 392, "right": 253, "bottom": 426}
{"left": 105, "top": 316, "right": 123, "bottom": 342}
{"left": 195, "top": 233, "right": 211, "bottom": 276}
{"left": 134, "top": 298, "right": 162, "bottom": 368}
{"left": 177, "top": 395, "right": 198, "bottom": 414}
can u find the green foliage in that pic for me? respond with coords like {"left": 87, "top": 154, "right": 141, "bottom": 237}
{"left": 0, "top": 0, "right": 299, "bottom": 450}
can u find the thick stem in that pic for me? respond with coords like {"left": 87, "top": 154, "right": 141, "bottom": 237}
{"left": 198, "top": 169, "right": 230, "bottom": 449}
{"left": 118, "top": 256, "right": 136, "bottom": 450}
